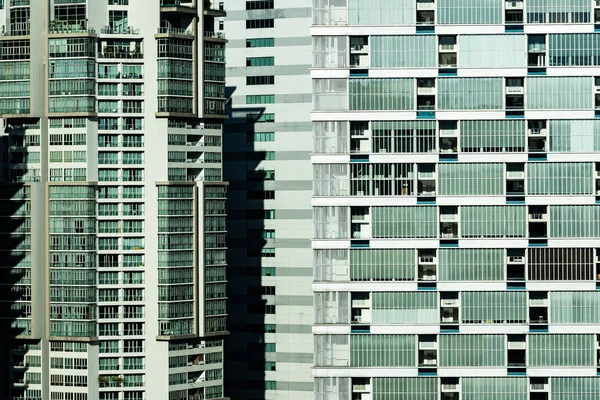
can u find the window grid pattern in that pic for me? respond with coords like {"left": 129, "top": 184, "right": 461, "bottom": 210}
{"left": 438, "top": 163, "right": 504, "bottom": 196}
{"left": 314, "top": 121, "right": 349, "bottom": 154}
{"left": 372, "top": 206, "right": 437, "bottom": 238}
{"left": 527, "top": 162, "right": 593, "bottom": 195}
{"left": 349, "top": 78, "right": 414, "bottom": 111}
{"left": 372, "top": 121, "right": 436, "bottom": 154}
{"left": 526, "top": 77, "right": 592, "bottom": 110}
{"left": 527, "top": 0, "right": 590, "bottom": 23}
{"left": 350, "top": 249, "right": 415, "bottom": 282}
{"left": 348, "top": 0, "right": 415, "bottom": 25}
{"left": 438, "top": 78, "right": 504, "bottom": 110}
{"left": 350, "top": 335, "right": 415, "bottom": 367}
{"left": 461, "top": 292, "right": 527, "bottom": 324}
{"left": 459, "top": 35, "right": 527, "bottom": 68}
{"left": 551, "top": 378, "right": 600, "bottom": 400}
{"left": 528, "top": 334, "right": 595, "bottom": 367}
{"left": 549, "top": 34, "right": 600, "bottom": 66}
{"left": 550, "top": 292, "right": 600, "bottom": 324}
{"left": 438, "top": 0, "right": 503, "bottom": 24}
{"left": 439, "top": 335, "right": 505, "bottom": 367}
{"left": 549, "top": 120, "right": 600, "bottom": 152}
{"left": 528, "top": 248, "right": 594, "bottom": 281}
{"left": 461, "top": 120, "right": 525, "bottom": 152}
{"left": 461, "top": 206, "right": 527, "bottom": 238}
{"left": 550, "top": 205, "right": 600, "bottom": 238}
{"left": 372, "top": 292, "right": 437, "bottom": 324}
{"left": 462, "top": 378, "right": 528, "bottom": 400}
{"left": 371, "top": 35, "right": 437, "bottom": 68}
{"left": 313, "top": 36, "right": 348, "bottom": 68}
{"left": 372, "top": 378, "right": 437, "bottom": 400}
{"left": 439, "top": 249, "right": 505, "bottom": 281}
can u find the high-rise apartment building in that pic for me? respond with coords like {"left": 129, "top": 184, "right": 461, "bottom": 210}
{"left": 312, "top": 0, "right": 600, "bottom": 399}
{"left": 0, "top": 1, "right": 228, "bottom": 399}
{"left": 222, "top": 0, "right": 314, "bottom": 398}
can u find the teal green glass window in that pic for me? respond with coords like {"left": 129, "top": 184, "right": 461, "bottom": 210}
{"left": 527, "top": 0, "right": 590, "bottom": 23}
{"left": 461, "top": 206, "right": 526, "bottom": 238}
{"left": 528, "top": 162, "right": 593, "bottom": 195}
{"left": 529, "top": 334, "right": 595, "bottom": 366}
{"left": 371, "top": 35, "right": 436, "bottom": 68}
{"left": 439, "top": 249, "right": 504, "bottom": 281}
{"left": 372, "top": 292, "right": 437, "bottom": 324}
{"left": 246, "top": 56, "right": 274, "bottom": 66}
{"left": 248, "top": 132, "right": 274, "bottom": 142}
{"left": 549, "top": 120, "right": 600, "bottom": 152}
{"left": 438, "top": 163, "right": 504, "bottom": 195}
{"left": 438, "top": 0, "right": 503, "bottom": 24}
{"left": 461, "top": 120, "right": 525, "bottom": 152}
{"left": 246, "top": 94, "right": 275, "bottom": 104}
{"left": 459, "top": 35, "right": 527, "bottom": 68}
{"left": 372, "top": 206, "right": 437, "bottom": 238}
{"left": 350, "top": 249, "right": 415, "bottom": 281}
{"left": 350, "top": 334, "right": 415, "bottom": 367}
{"left": 348, "top": 0, "right": 415, "bottom": 25}
{"left": 461, "top": 292, "right": 527, "bottom": 324}
{"left": 246, "top": 38, "right": 274, "bottom": 47}
{"left": 99, "top": 358, "right": 119, "bottom": 371}
{"left": 349, "top": 78, "right": 414, "bottom": 111}
{"left": 527, "top": 76, "right": 592, "bottom": 110}
{"left": 549, "top": 34, "right": 600, "bottom": 66}
{"left": 265, "top": 343, "right": 276, "bottom": 352}
{"left": 438, "top": 78, "right": 503, "bottom": 110}
{"left": 550, "top": 205, "right": 600, "bottom": 238}
{"left": 462, "top": 378, "right": 527, "bottom": 400}
{"left": 550, "top": 292, "right": 600, "bottom": 324}
{"left": 552, "top": 378, "right": 600, "bottom": 400}
{"left": 373, "top": 378, "right": 437, "bottom": 400}
{"left": 439, "top": 335, "right": 505, "bottom": 367}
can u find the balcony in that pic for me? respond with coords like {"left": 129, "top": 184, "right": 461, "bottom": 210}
{"left": 101, "top": 26, "right": 140, "bottom": 35}
{"left": 161, "top": 0, "right": 198, "bottom": 13}
{"left": 100, "top": 48, "right": 143, "bottom": 59}
{"left": 204, "top": 0, "right": 227, "bottom": 16}
{"left": 157, "top": 27, "right": 194, "bottom": 37}
{"left": 204, "top": 31, "right": 226, "bottom": 41}
{"left": 49, "top": 22, "right": 96, "bottom": 35}
{"left": 505, "top": 0, "right": 524, "bottom": 9}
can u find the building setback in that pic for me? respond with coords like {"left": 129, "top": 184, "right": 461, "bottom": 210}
{"left": 222, "top": 0, "right": 314, "bottom": 398}
{"left": 0, "top": 1, "right": 228, "bottom": 399}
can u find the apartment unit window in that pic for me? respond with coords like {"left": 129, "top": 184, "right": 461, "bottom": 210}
{"left": 247, "top": 75, "right": 274, "bottom": 85}
{"left": 246, "top": 19, "right": 274, "bottom": 29}
{"left": 247, "top": 132, "right": 275, "bottom": 142}
{"left": 247, "top": 113, "right": 275, "bottom": 123}
{"left": 247, "top": 170, "right": 275, "bottom": 180}
{"left": 246, "top": 38, "right": 274, "bottom": 48}
{"left": 247, "top": 190, "right": 275, "bottom": 199}
{"left": 246, "top": 0, "right": 274, "bottom": 9}
{"left": 266, "top": 381, "right": 277, "bottom": 390}
{"left": 262, "top": 267, "right": 276, "bottom": 276}
{"left": 246, "top": 56, "right": 275, "bottom": 67}
{"left": 246, "top": 94, "right": 275, "bottom": 104}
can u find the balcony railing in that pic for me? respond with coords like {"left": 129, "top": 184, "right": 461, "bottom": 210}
{"left": 204, "top": 31, "right": 225, "bottom": 39}
{"left": 101, "top": 26, "right": 140, "bottom": 35}
{"left": 49, "top": 23, "right": 96, "bottom": 35}
{"left": 100, "top": 50, "right": 143, "bottom": 59}
{"left": 158, "top": 27, "right": 193, "bottom": 35}
{"left": 161, "top": 0, "right": 195, "bottom": 6}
